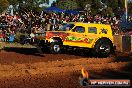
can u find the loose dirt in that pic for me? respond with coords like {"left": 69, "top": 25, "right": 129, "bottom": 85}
{"left": 0, "top": 43, "right": 131, "bottom": 88}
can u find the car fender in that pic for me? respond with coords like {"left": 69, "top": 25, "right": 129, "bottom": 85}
{"left": 92, "top": 37, "right": 113, "bottom": 48}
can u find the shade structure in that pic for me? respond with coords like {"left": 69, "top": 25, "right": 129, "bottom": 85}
{"left": 65, "top": 10, "right": 79, "bottom": 15}
{"left": 44, "top": 7, "right": 64, "bottom": 13}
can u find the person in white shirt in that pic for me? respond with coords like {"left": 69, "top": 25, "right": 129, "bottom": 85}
{"left": 30, "top": 32, "right": 35, "bottom": 43}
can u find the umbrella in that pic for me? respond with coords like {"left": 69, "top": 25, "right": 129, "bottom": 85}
{"left": 44, "top": 7, "right": 64, "bottom": 13}
{"left": 65, "top": 10, "right": 79, "bottom": 15}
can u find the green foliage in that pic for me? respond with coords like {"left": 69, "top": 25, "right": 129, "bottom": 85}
{"left": 91, "top": 0, "right": 101, "bottom": 14}
{"left": 0, "top": 0, "right": 9, "bottom": 13}
{"left": 117, "top": 0, "right": 124, "bottom": 9}
{"left": 7, "top": 0, "right": 49, "bottom": 6}
{"left": 15, "top": 32, "right": 23, "bottom": 42}
{"left": 7, "top": 0, "right": 49, "bottom": 13}
{"left": 102, "top": 7, "right": 113, "bottom": 16}
{"left": 77, "top": 0, "right": 92, "bottom": 8}
{"left": 107, "top": 0, "right": 118, "bottom": 10}
{"left": 15, "top": 32, "right": 28, "bottom": 43}
{"left": 128, "top": 3, "right": 132, "bottom": 14}
{"left": 57, "top": 0, "right": 78, "bottom": 10}
{"left": 7, "top": 0, "right": 19, "bottom": 6}
{"left": 55, "top": 0, "right": 132, "bottom": 15}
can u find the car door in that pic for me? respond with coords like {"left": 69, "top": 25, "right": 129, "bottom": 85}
{"left": 64, "top": 26, "right": 88, "bottom": 47}
{"left": 84, "top": 26, "right": 99, "bottom": 48}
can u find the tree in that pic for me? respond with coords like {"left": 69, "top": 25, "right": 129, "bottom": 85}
{"left": 7, "top": 0, "right": 19, "bottom": 6}
{"left": 56, "top": 0, "right": 78, "bottom": 10}
{"left": 77, "top": 0, "right": 92, "bottom": 9}
{"left": 7, "top": 0, "right": 49, "bottom": 11}
{"left": 7, "top": 0, "right": 49, "bottom": 6}
{"left": 54, "top": 0, "right": 132, "bottom": 15}
{"left": 0, "top": 0, "right": 9, "bottom": 13}
{"left": 11, "top": 0, "right": 49, "bottom": 15}
{"left": 128, "top": 2, "right": 132, "bottom": 14}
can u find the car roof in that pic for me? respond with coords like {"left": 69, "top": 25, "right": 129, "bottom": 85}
{"left": 68, "top": 22, "right": 110, "bottom": 26}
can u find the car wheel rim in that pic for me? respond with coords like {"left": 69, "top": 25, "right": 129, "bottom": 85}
{"left": 99, "top": 44, "right": 110, "bottom": 54}
{"left": 53, "top": 45, "right": 60, "bottom": 52}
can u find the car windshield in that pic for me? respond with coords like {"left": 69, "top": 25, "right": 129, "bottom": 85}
{"left": 61, "top": 24, "right": 75, "bottom": 31}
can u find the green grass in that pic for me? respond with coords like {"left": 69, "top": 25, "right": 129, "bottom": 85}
{"left": 0, "top": 42, "right": 35, "bottom": 49}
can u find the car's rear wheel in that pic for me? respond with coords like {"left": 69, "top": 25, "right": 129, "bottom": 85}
{"left": 93, "top": 39, "right": 113, "bottom": 57}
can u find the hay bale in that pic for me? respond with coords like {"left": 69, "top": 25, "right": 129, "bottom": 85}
{"left": 113, "top": 35, "right": 131, "bottom": 52}
{"left": 113, "top": 35, "right": 123, "bottom": 52}
{"left": 131, "top": 35, "right": 132, "bottom": 52}
{"left": 122, "top": 35, "right": 131, "bottom": 52}
{"left": 0, "top": 42, "right": 5, "bottom": 50}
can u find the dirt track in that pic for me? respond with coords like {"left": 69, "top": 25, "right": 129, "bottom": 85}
{"left": 0, "top": 43, "right": 131, "bottom": 88}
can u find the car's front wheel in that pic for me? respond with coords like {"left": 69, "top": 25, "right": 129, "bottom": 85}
{"left": 50, "top": 42, "right": 62, "bottom": 54}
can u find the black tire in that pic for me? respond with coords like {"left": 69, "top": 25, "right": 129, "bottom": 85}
{"left": 36, "top": 45, "right": 43, "bottom": 54}
{"left": 92, "top": 39, "right": 113, "bottom": 57}
{"left": 41, "top": 45, "right": 50, "bottom": 53}
{"left": 35, "top": 40, "right": 44, "bottom": 54}
{"left": 37, "top": 40, "right": 49, "bottom": 53}
{"left": 50, "top": 42, "right": 62, "bottom": 54}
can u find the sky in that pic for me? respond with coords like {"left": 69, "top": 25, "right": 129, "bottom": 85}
{"left": 128, "top": 0, "right": 132, "bottom": 2}
{"left": 39, "top": 0, "right": 56, "bottom": 7}
{"left": 47, "top": 0, "right": 56, "bottom": 6}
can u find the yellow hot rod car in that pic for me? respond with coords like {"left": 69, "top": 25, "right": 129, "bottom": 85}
{"left": 36, "top": 22, "right": 115, "bottom": 57}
